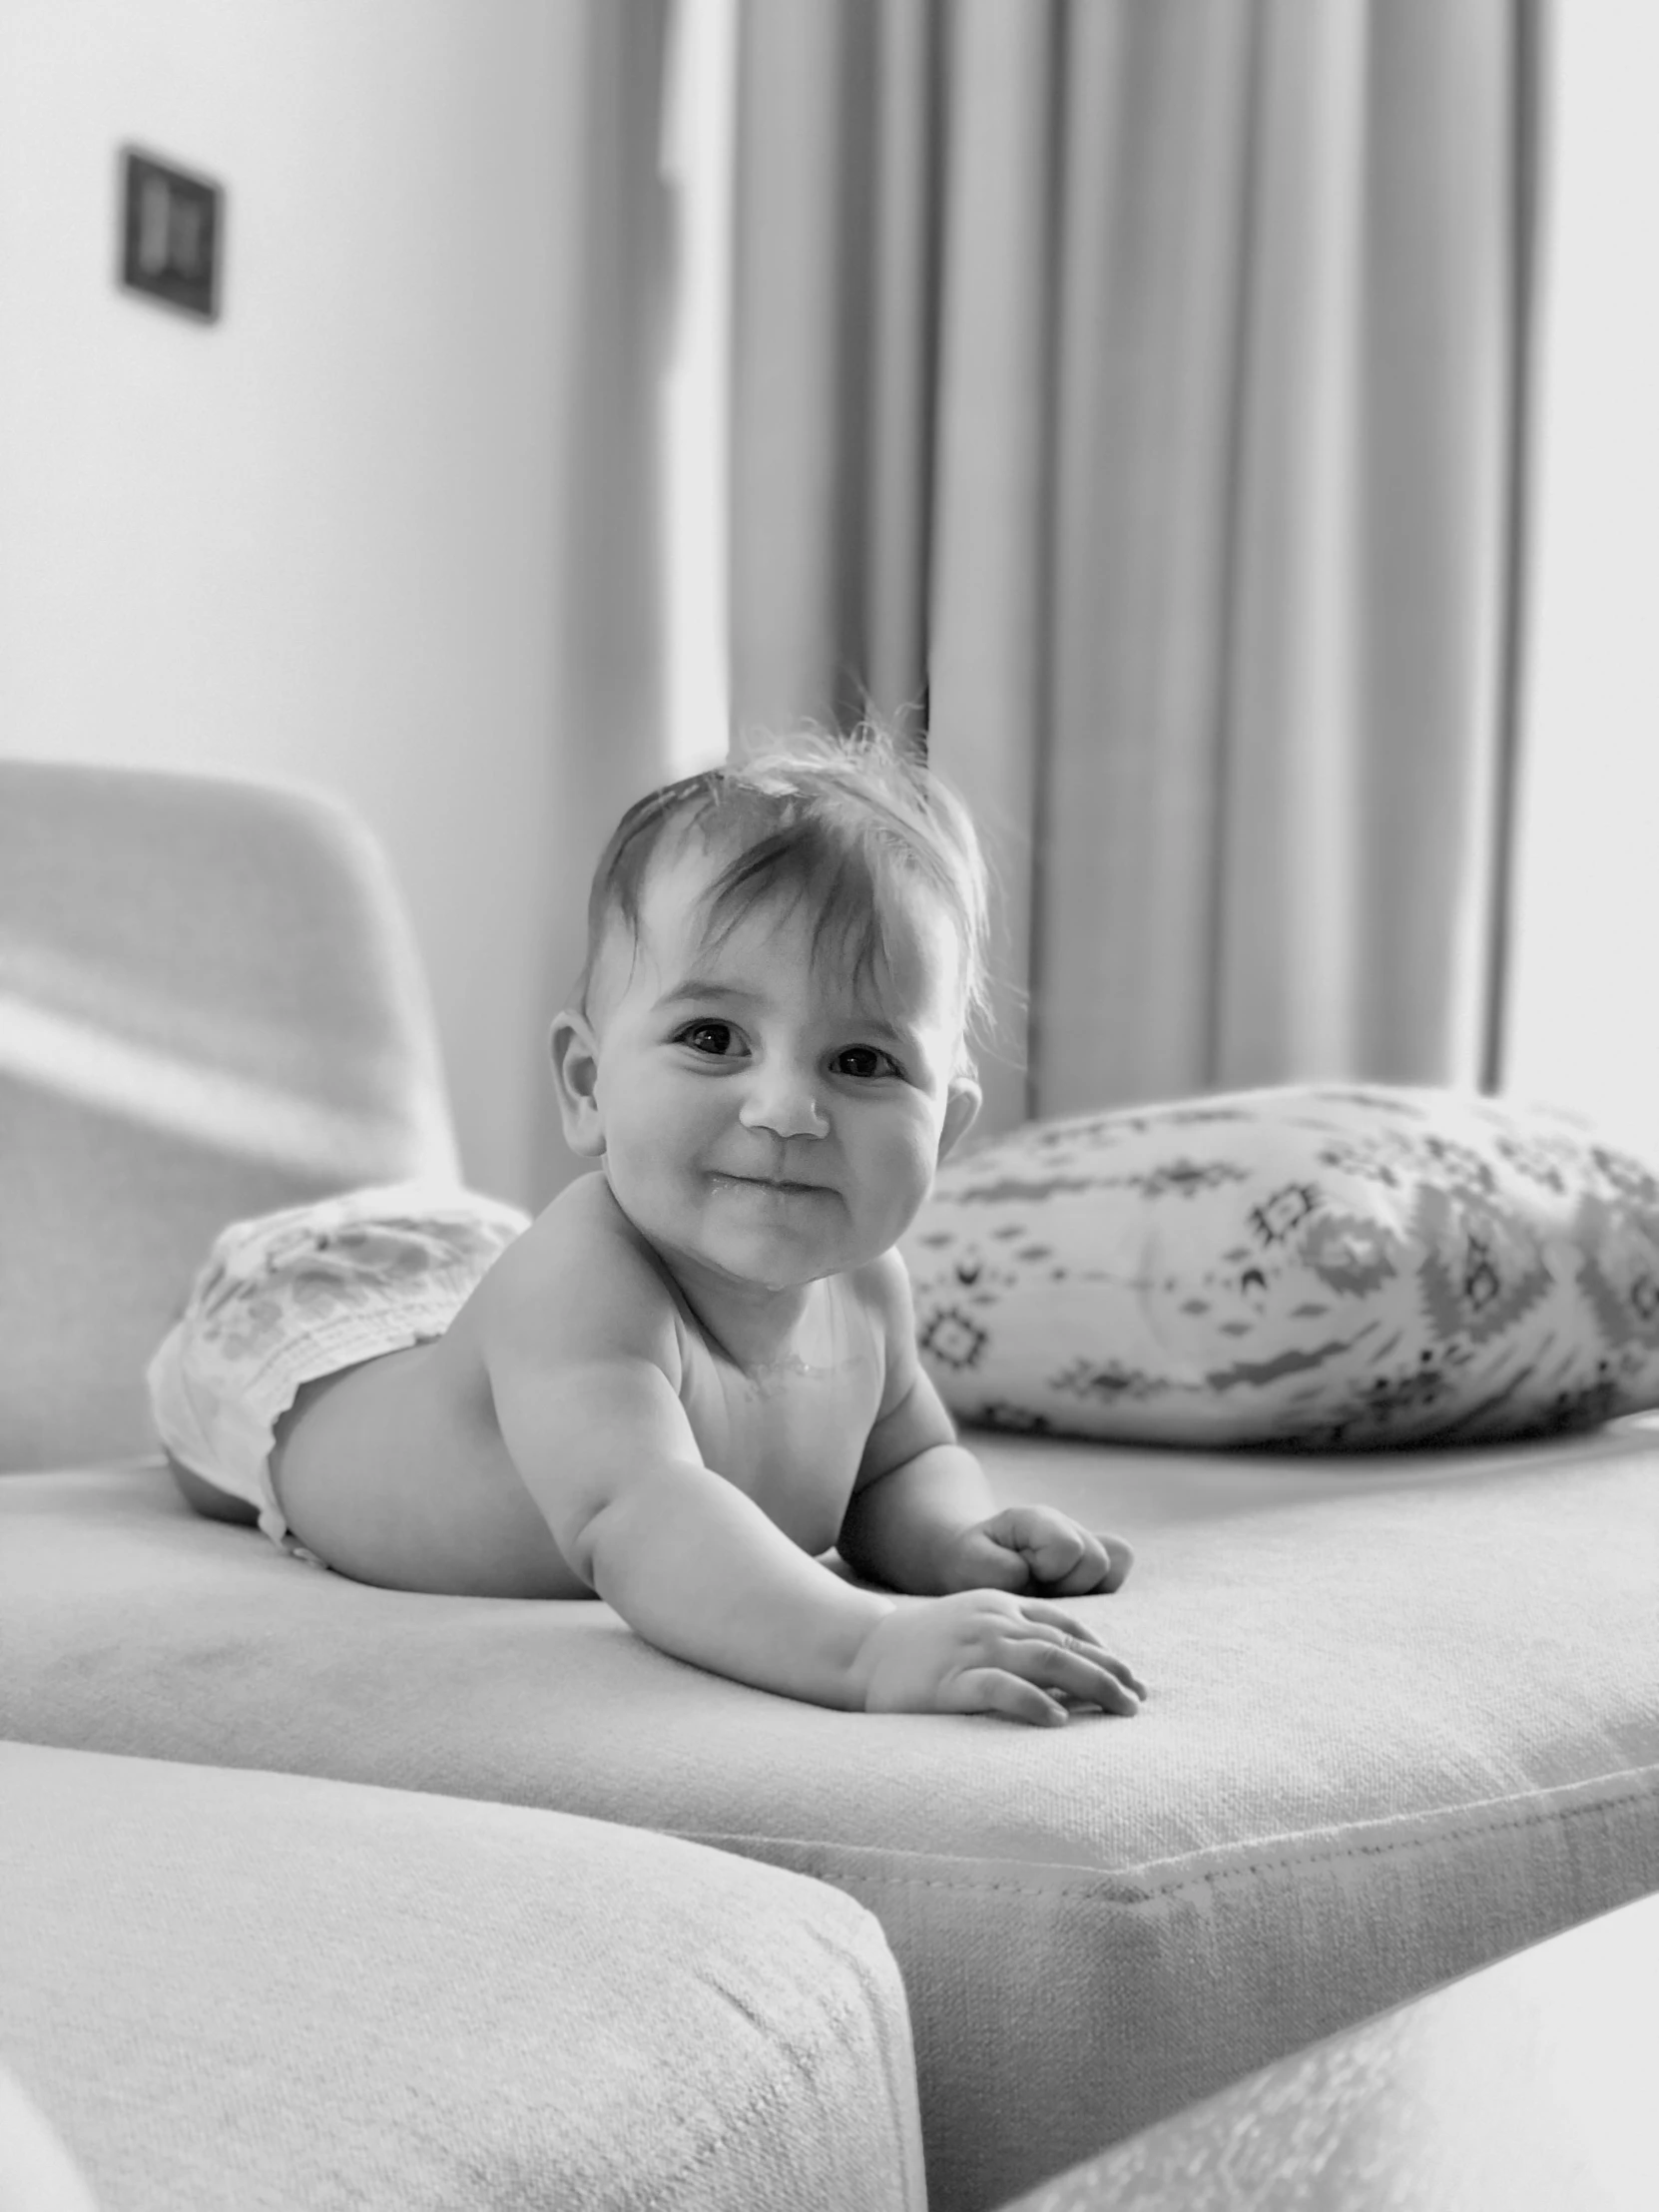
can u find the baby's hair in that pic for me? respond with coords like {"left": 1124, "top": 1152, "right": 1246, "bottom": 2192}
{"left": 578, "top": 726, "right": 989, "bottom": 1057}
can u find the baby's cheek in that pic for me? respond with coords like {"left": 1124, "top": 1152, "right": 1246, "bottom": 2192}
{"left": 885, "top": 1129, "right": 944, "bottom": 1219}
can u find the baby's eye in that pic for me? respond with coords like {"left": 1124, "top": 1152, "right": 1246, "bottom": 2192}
{"left": 677, "top": 1020, "right": 742, "bottom": 1057}
{"left": 832, "top": 1044, "right": 903, "bottom": 1081}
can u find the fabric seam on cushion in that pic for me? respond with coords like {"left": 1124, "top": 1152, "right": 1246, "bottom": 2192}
{"left": 672, "top": 1769, "right": 1659, "bottom": 1909}
{"left": 631, "top": 1983, "right": 923, "bottom": 2212}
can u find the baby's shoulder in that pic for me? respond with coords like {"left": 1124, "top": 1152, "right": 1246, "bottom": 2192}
{"left": 469, "top": 1172, "right": 683, "bottom": 1377}
{"left": 839, "top": 1247, "right": 917, "bottom": 1349}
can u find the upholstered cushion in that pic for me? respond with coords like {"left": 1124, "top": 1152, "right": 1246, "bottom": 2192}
{"left": 0, "top": 1740, "right": 925, "bottom": 2212}
{"left": 903, "top": 1085, "right": 1659, "bottom": 1447}
{"left": 5, "top": 1433, "right": 1657, "bottom": 2212}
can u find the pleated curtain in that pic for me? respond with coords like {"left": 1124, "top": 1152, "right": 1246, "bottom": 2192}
{"left": 534, "top": 0, "right": 675, "bottom": 1197}
{"left": 728, "top": 0, "right": 1536, "bottom": 1137}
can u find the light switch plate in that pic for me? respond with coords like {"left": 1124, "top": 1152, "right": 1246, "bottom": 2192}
{"left": 119, "top": 147, "right": 223, "bottom": 321}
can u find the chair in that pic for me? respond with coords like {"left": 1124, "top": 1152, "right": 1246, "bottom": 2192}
{"left": 0, "top": 760, "right": 457, "bottom": 1472}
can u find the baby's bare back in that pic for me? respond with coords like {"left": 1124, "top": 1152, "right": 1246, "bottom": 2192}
{"left": 267, "top": 1330, "right": 584, "bottom": 1596}
{"left": 268, "top": 1176, "right": 889, "bottom": 1598}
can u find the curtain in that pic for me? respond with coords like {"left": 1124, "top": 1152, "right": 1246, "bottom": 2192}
{"left": 534, "top": 0, "right": 676, "bottom": 1195}
{"left": 728, "top": 0, "right": 1535, "bottom": 1138}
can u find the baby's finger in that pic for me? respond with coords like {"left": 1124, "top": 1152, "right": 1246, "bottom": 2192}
{"left": 1011, "top": 1639, "right": 1142, "bottom": 1717}
{"left": 1014, "top": 1598, "right": 1106, "bottom": 1645}
{"left": 1009, "top": 1608, "right": 1148, "bottom": 1701}
{"left": 1038, "top": 1529, "right": 1112, "bottom": 1596}
{"left": 1100, "top": 1535, "right": 1135, "bottom": 1592}
{"left": 957, "top": 1529, "right": 1033, "bottom": 1591}
{"left": 1094, "top": 1652, "right": 1148, "bottom": 1700}
{"left": 956, "top": 1666, "right": 1068, "bottom": 1729}
{"left": 1020, "top": 1522, "right": 1084, "bottom": 1576}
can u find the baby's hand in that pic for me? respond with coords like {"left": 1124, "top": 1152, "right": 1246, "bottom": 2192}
{"left": 854, "top": 1591, "right": 1144, "bottom": 1725}
{"left": 939, "top": 1507, "right": 1134, "bottom": 1598}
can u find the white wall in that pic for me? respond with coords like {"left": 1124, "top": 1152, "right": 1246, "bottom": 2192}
{"left": 1503, "top": 2, "right": 1659, "bottom": 1149}
{"left": 0, "top": 0, "right": 597, "bottom": 1207}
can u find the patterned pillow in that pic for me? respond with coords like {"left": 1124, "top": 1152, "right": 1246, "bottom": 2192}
{"left": 902, "top": 1085, "right": 1659, "bottom": 1449}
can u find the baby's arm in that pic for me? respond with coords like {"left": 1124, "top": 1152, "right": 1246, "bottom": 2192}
{"left": 836, "top": 1255, "right": 1134, "bottom": 1599}
{"left": 485, "top": 1245, "right": 888, "bottom": 1707}
{"left": 482, "top": 1208, "right": 1139, "bottom": 1722}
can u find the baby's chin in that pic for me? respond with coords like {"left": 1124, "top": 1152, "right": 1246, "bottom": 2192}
{"left": 604, "top": 1170, "right": 903, "bottom": 1292}
{"left": 655, "top": 1218, "right": 863, "bottom": 1301}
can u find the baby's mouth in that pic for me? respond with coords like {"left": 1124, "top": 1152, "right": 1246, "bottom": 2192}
{"left": 711, "top": 1171, "right": 830, "bottom": 1197}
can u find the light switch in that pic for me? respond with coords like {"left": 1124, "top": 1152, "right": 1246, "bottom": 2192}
{"left": 119, "top": 148, "right": 223, "bottom": 321}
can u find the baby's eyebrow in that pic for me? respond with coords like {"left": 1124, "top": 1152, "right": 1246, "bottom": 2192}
{"left": 845, "top": 1017, "right": 916, "bottom": 1052}
{"left": 656, "top": 977, "right": 764, "bottom": 1010}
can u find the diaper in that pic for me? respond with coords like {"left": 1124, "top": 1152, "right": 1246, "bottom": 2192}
{"left": 147, "top": 1183, "right": 532, "bottom": 1560}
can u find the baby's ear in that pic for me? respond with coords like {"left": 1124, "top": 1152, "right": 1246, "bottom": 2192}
{"left": 937, "top": 1074, "right": 981, "bottom": 1165}
{"left": 549, "top": 1009, "right": 607, "bottom": 1157}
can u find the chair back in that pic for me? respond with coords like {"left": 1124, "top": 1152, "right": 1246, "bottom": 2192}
{"left": 0, "top": 762, "right": 459, "bottom": 1471}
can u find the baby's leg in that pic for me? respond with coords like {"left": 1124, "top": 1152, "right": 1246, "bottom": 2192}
{"left": 269, "top": 1341, "right": 587, "bottom": 1599}
{"left": 168, "top": 1455, "right": 258, "bottom": 1526}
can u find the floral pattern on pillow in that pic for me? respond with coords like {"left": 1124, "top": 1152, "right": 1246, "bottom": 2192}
{"left": 901, "top": 1085, "right": 1659, "bottom": 1449}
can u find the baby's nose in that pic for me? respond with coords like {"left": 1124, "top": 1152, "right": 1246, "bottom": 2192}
{"left": 738, "top": 1064, "right": 829, "bottom": 1140}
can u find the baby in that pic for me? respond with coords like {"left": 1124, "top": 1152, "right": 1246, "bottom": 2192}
{"left": 150, "top": 732, "right": 1144, "bottom": 1725}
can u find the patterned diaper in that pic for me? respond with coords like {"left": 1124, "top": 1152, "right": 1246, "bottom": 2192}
{"left": 147, "top": 1183, "right": 532, "bottom": 1558}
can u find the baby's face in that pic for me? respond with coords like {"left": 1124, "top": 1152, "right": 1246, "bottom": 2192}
{"left": 570, "top": 843, "right": 980, "bottom": 1299}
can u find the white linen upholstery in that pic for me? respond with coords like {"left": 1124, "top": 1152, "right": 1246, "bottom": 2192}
{"left": 5, "top": 1425, "right": 1656, "bottom": 2212}
{"left": 0, "top": 1741, "right": 925, "bottom": 2212}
